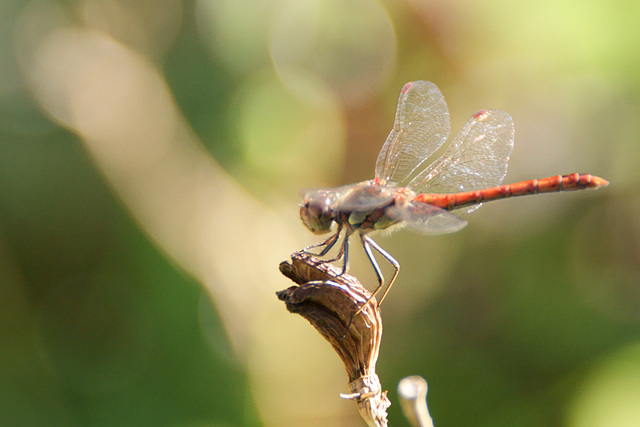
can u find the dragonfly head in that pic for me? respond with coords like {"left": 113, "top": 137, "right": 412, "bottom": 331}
{"left": 300, "top": 190, "right": 335, "bottom": 234}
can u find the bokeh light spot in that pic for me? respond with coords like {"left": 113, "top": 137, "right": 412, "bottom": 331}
{"left": 234, "top": 73, "right": 345, "bottom": 186}
{"left": 196, "top": 0, "right": 279, "bottom": 73}
{"left": 270, "top": 0, "right": 396, "bottom": 106}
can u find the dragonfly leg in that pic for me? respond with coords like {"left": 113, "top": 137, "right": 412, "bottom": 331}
{"left": 361, "top": 234, "right": 400, "bottom": 306}
{"left": 302, "top": 223, "right": 352, "bottom": 271}
{"left": 339, "top": 234, "right": 350, "bottom": 275}
{"left": 343, "top": 233, "right": 399, "bottom": 335}
{"left": 302, "top": 223, "right": 343, "bottom": 256}
{"left": 321, "top": 229, "right": 351, "bottom": 267}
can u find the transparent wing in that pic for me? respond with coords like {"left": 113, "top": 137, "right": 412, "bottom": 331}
{"left": 375, "top": 81, "right": 451, "bottom": 185}
{"left": 407, "top": 109, "right": 514, "bottom": 214}
{"left": 387, "top": 201, "right": 468, "bottom": 235}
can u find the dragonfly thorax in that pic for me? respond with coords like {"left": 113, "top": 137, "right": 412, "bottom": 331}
{"left": 337, "top": 182, "right": 402, "bottom": 233}
{"left": 301, "top": 181, "right": 409, "bottom": 236}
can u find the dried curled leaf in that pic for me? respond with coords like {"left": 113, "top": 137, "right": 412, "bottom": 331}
{"left": 278, "top": 252, "right": 390, "bottom": 427}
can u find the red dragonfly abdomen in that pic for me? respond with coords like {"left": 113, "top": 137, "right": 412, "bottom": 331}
{"left": 414, "top": 173, "right": 609, "bottom": 211}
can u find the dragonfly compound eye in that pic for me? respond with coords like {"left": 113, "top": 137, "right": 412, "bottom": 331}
{"left": 300, "top": 196, "right": 333, "bottom": 234}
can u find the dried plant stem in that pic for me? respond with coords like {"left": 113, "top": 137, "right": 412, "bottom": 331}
{"left": 278, "top": 252, "right": 390, "bottom": 426}
{"left": 398, "top": 376, "right": 434, "bottom": 427}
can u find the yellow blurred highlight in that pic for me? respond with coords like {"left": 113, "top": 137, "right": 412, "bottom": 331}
{"left": 79, "top": 0, "right": 183, "bottom": 58}
{"left": 568, "top": 342, "right": 640, "bottom": 427}
{"left": 28, "top": 28, "right": 178, "bottom": 173}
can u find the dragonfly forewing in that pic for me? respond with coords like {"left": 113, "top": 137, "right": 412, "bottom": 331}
{"left": 375, "top": 81, "right": 451, "bottom": 185}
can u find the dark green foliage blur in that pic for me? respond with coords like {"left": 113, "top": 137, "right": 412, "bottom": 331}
{"left": 0, "top": 129, "right": 258, "bottom": 425}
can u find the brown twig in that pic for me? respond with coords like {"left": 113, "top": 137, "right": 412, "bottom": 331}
{"left": 277, "top": 252, "right": 390, "bottom": 426}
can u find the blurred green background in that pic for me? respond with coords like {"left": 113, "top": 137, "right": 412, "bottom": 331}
{"left": 1, "top": 0, "right": 639, "bottom": 425}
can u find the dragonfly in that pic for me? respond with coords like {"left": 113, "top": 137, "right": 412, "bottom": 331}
{"left": 300, "top": 81, "right": 608, "bottom": 310}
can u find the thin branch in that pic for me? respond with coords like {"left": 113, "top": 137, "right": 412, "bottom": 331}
{"left": 398, "top": 376, "right": 434, "bottom": 427}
